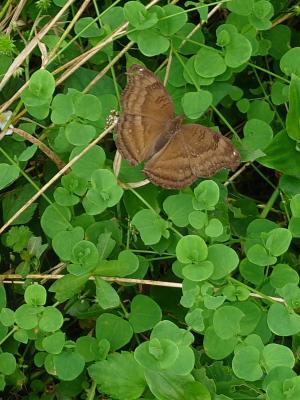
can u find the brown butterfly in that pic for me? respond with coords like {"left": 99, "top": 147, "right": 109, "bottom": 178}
{"left": 115, "top": 64, "right": 240, "bottom": 189}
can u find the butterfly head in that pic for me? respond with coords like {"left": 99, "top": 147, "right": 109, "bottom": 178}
{"left": 230, "top": 149, "right": 241, "bottom": 171}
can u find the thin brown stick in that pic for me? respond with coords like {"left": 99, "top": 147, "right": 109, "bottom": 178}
{"left": 13, "top": 127, "right": 66, "bottom": 170}
{"left": 83, "top": 41, "right": 134, "bottom": 93}
{"left": 0, "top": 121, "right": 116, "bottom": 234}
{"left": 0, "top": 273, "right": 286, "bottom": 303}
{"left": 48, "top": 0, "right": 91, "bottom": 61}
{"left": 0, "top": 274, "right": 183, "bottom": 288}
{"left": 5, "top": 0, "right": 27, "bottom": 35}
{"left": 224, "top": 163, "right": 249, "bottom": 187}
{"left": 0, "top": 0, "right": 76, "bottom": 92}
{"left": 55, "top": 0, "right": 161, "bottom": 86}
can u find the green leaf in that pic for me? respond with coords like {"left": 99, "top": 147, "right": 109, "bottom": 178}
{"left": 13, "top": 329, "right": 28, "bottom": 344}
{"left": 124, "top": 1, "right": 158, "bottom": 30}
{"left": 182, "top": 91, "right": 212, "bottom": 119}
{"left": 205, "top": 218, "right": 223, "bottom": 238}
{"left": 176, "top": 235, "right": 208, "bottom": 264}
{"left": 280, "top": 47, "right": 300, "bottom": 77}
{"left": 259, "top": 130, "right": 300, "bottom": 176}
{"left": 51, "top": 187, "right": 79, "bottom": 211}
{"left": 83, "top": 169, "right": 123, "bottom": 215}
{"left": 271, "top": 81, "right": 289, "bottom": 105}
{"left": 95, "top": 277, "right": 120, "bottom": 309}
{"left": 286, "top": 74, "right": 300, "bottom": 141}
{"left": 129, "top": 294, "right": 162, "bottom": 333}
{"left": 247, "top": 244, "right": 277, "bottom": 266}
{"left": 185, "top": 308, "right": 205, "bottom": 332}
{"left": 262, "top": 344, "right": 295, "bottom": 373}
{"left": 39, "top": 307, "right": 63, "bottom": 332}
{"left": 75, "top": 336, "right": 99, "bottom": 362}
{"left": 53, "top": 351, "right": 85, "bottom": 381}
{"left": 15, "top": 304, "right": 39, "bottom": 330}
{"left": 25, "top": 101, "right": 51, "bottom": 119}
{"left": 74, "top": 93, "right": 102, "bottom": 121}
{"left": 51, "top": 93, "right": 74, "bottom": 124}
{"left": 217, "top": 25, "right": 252, "bottom": 68}
{"left": 232, "top": 346, "right": 263, "bottom": 381}
{"left": 132, "top": 209, "right": 169, "bottom": 245}
{"left": 94, "top": 250, "right": 139, "bottom": 277}
{"left": 163, "top": 194, "right": 194, "bottom": 227}
{"left": 193, "top": 180, "right": 220, "bottom": 210}
{"left": 188, "top": 210, "right": 208, "bottom": 229}
{"left": 239, "top": 258, "right": 264, "bottom": 285}
{"left": 28, "top": 69, "right": 55, "bottom": 99}
{"left": 18, "top": 144, "right": 38, "bottom": 162}
{"left": 227, "top": 0, "right": 254, "bottom": 16}
{"left": 249, "top": 0, "right": 274, "bottom": 30}
{"left": 71, "top": 240, "right": 99, "bottom": 267}
{"left": 290, "top": 194, "right": 300, "bottom": 217}
{"left": 65, "top": 121, "right": 96, "bottom": 146}
{"left": 96, "top": 313, "right": 133, "bottom": 351}
{"left": 144, "top": 370, "right": 194, "bottom": 400}
{"left": 42, "top": 331, "right": 65, "bottom": 354}
{"left": 135, "top": 339, "right": 179, "bottom": 371}
{"left": 49, "top": 274, "right": 89, "bottom": 302}
{"left": 0, "top": 308, "right": 15, "bottom": 327}
{"left": 0, "top": 164, "right": 19, "bottom": 190}
{"left": 247, "top": 100, "right": 274, "bottom": 124}
{"left": 158, "top": 4, "right": 187, "bottom": 35}
{"left": 2, "top": 183, "right": 37, "bottom": 224}
{"left": 267, "top": 303, "right": 300, "bottom": 336}
{"left": 265, "top": 228, "right": 292, "bottom": 257}
{"left": 236, "top": 301, "right": 262, "bottom": 335}
{"left": 152, "top": 320, "right": 194, "bottom": 346}
{"left": 74, "top": 17, "right": 103, "bottom": 38}
{"left": 24, "top": 284, "right": 47, "bottom": 306}
{"left": 52, "top": 226, "right": 84, "bottom": 261}
{"left": 270, "top": 264, "right": 299, "bottom": 289}
{"left": 288, "top": 217, "right": 300, "bottom": 238}
{"left": 137, "top": 30, "right": 170, "bottom": 56}
{"left": 88, "top": 352, "right": 146, "bottom": 400}
{"left": 70, "top": 145, "right": 106, "bottom": 179}
{"left": 208, "top": 244, "right": 239, "bottom": 280}
{"left": 0, "top": 353, "right": 16, "bottom": 375}
{"left": 204, "top": 326, "right": 237, "bottom": 360}
{"left": 194, "top": 48, "right": 226, "bottom": 78}
{"left": 213, "top": 306, "right": 245, "bottom": 339}
{"left": 242, "top": 119, "right": 273, "bottom": 152}
{"left": 41, "top": 204, "right": 71, "bottom": 239}
{"left": 182, "top": 261, "right": 214, "bottom": 281}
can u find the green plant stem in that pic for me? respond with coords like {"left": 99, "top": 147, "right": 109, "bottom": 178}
{"left": 86, "top": 380, "right": 97, "bottom": 400}
{"left": 127, "top": 188, "right": 156, "bottom": 212}
{"left": 248, "top": 62, "right": 290, "bottom": 83}
{"left": 260, "top": 186, "right": 280, "bottom": 219}
{"left": 251, "top": 163, "right": 277, "bottom": 190}
{"left": 251, "top": 66, "right": 285, "bottom": 128}
{"left": 0, "top": 326, "right": 18, "bottom": 346}
{"left": 0, "top": 0, "right": 12, "bottom": 20}
{"left": 0, "top": 147, "right": 72, "bottom": 229}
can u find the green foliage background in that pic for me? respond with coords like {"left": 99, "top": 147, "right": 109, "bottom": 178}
{"left": 0, "top": 0, "right": 300, "bottom": 399}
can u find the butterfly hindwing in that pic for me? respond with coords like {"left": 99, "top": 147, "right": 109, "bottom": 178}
{"left": 144, "top": 125, "right": 240, "bottom": 189}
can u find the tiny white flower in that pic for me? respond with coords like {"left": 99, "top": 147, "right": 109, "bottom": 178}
{"left": 0, "top": 111, "right": 14, "bottom": 135}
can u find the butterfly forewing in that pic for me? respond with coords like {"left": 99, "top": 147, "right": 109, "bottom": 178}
{"left": 116, "top": 65, "right": 175, "bottom": 165}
